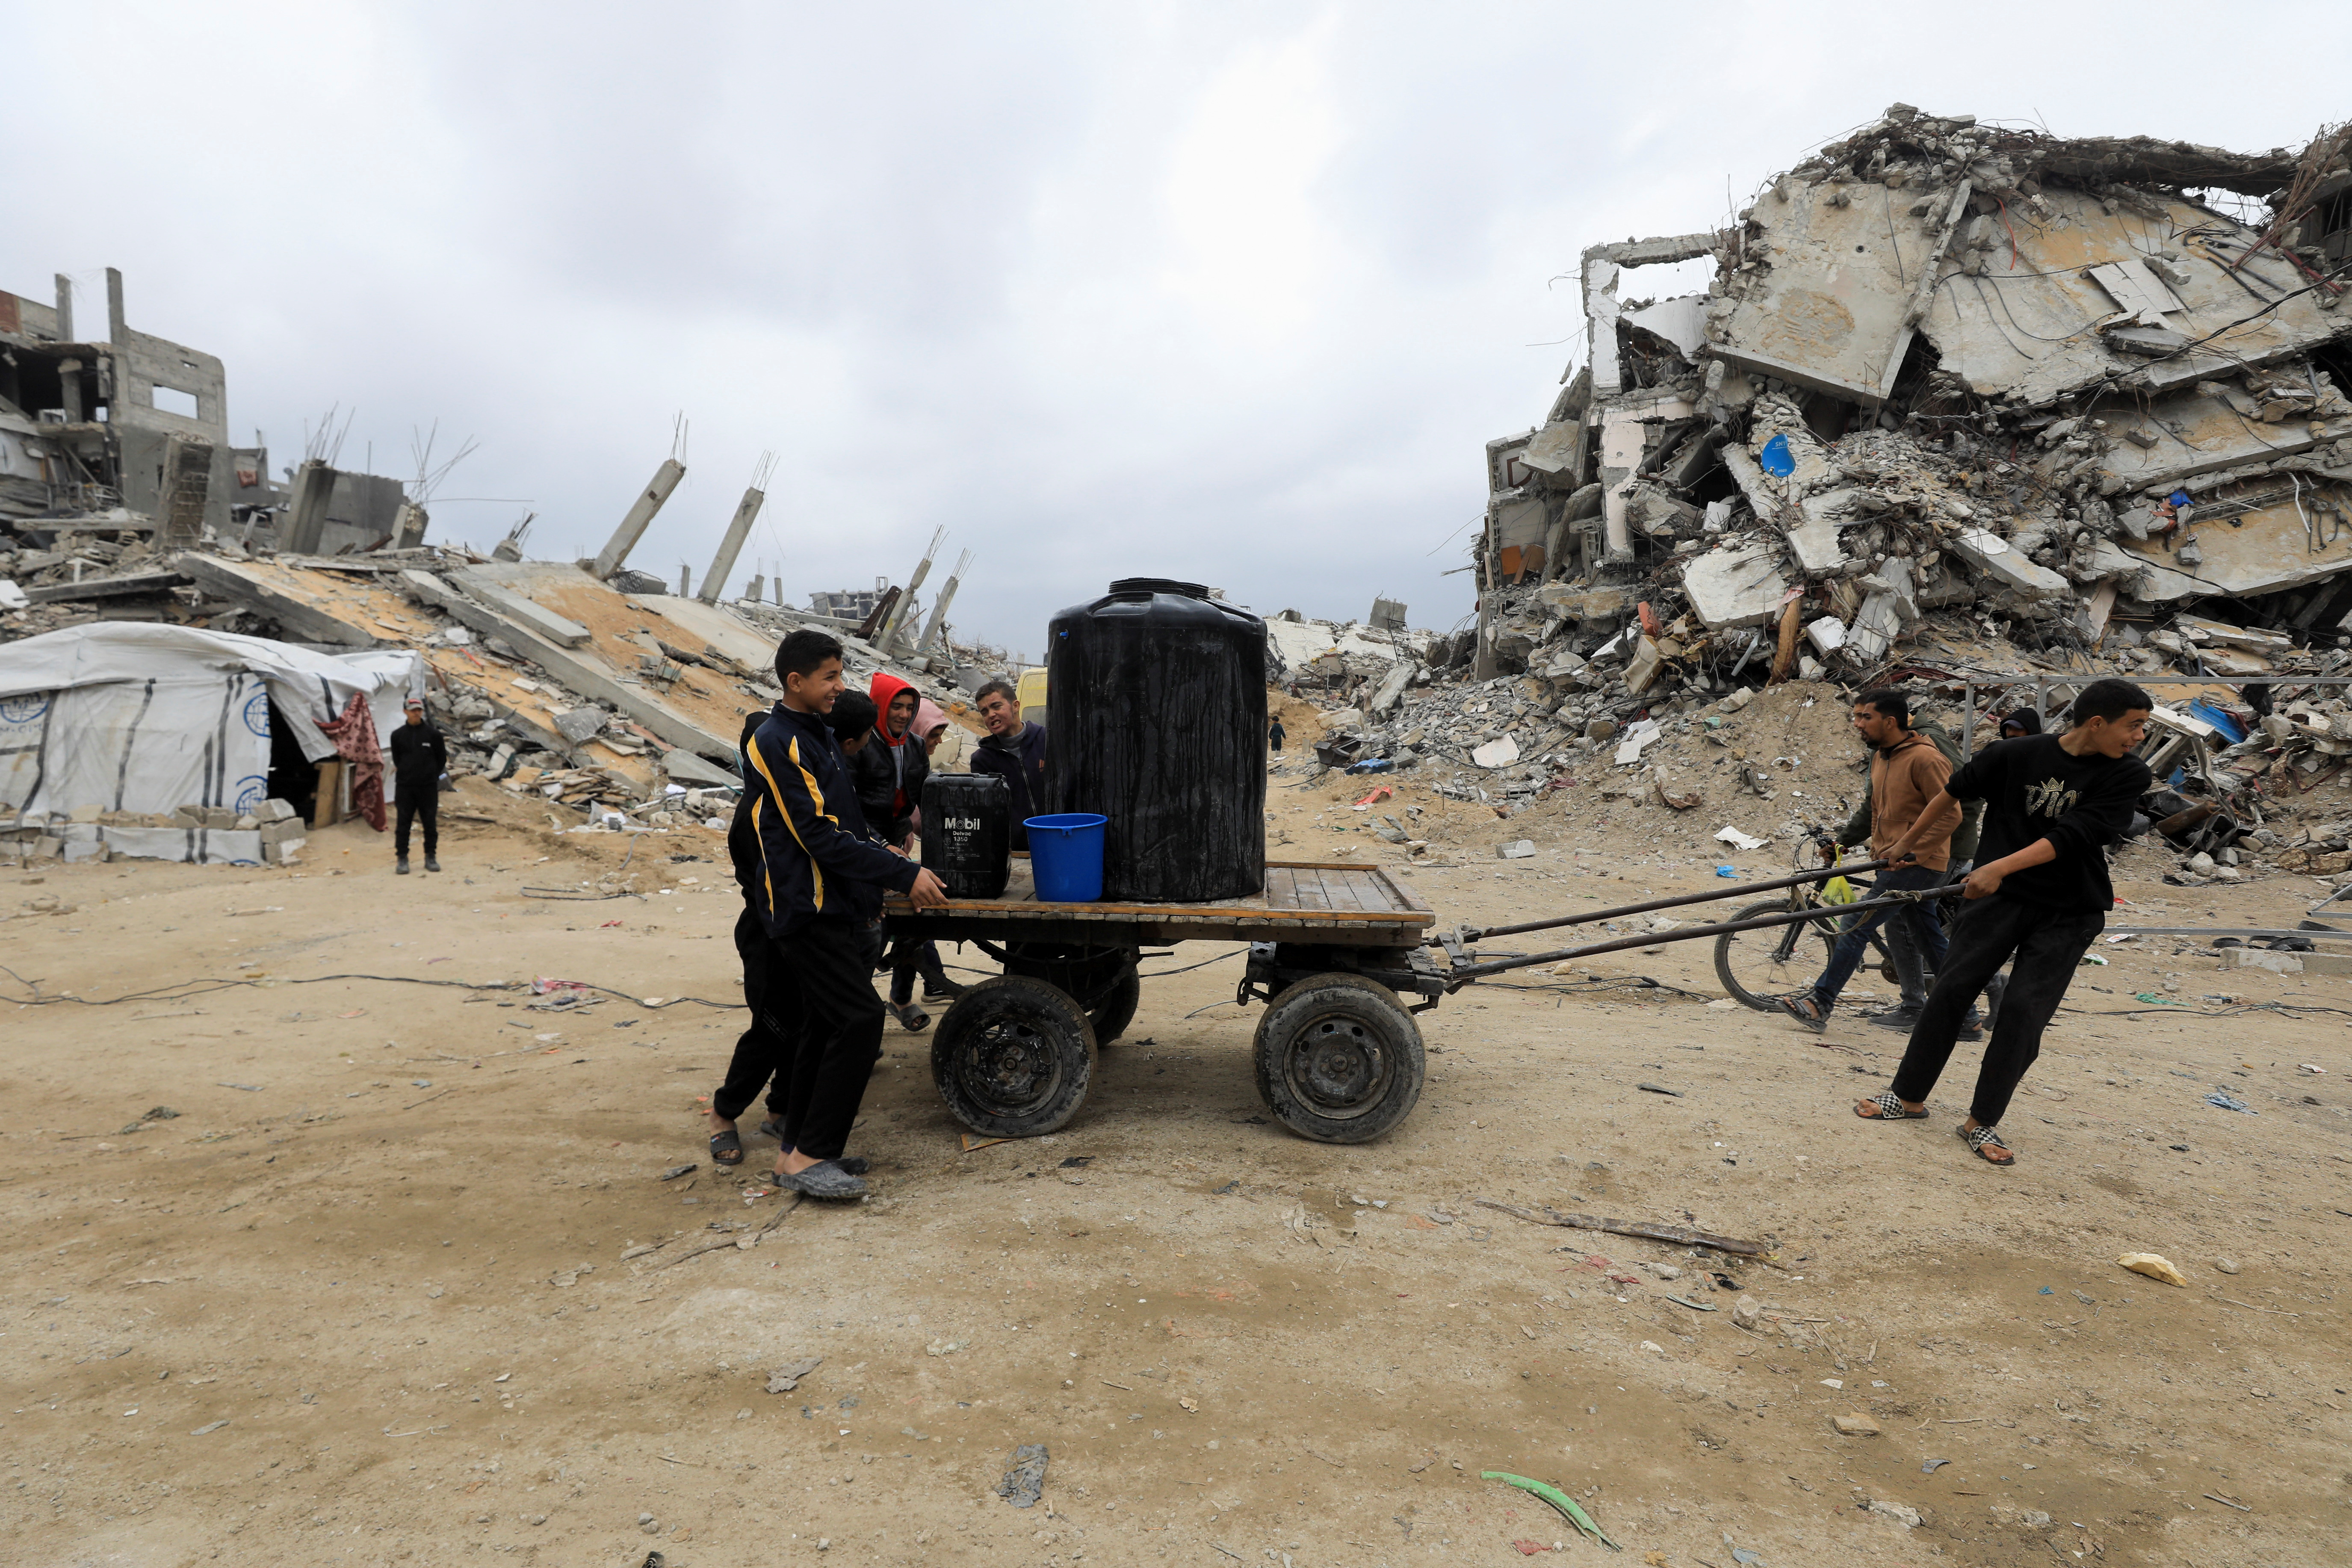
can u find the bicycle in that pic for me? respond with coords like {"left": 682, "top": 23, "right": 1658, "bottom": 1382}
{"left": 1712, "top": 830, "right": 1960, "bottom": 1011}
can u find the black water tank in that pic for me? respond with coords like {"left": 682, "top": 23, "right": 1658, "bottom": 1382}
{"left": 921, "top": 773, "right": 1011, "bottom": 899}
{"left": 1046, "top": 578, "right": 1267, "bottom": 901}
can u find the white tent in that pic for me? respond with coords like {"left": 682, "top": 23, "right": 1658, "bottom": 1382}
{"left": 0, "top": 623, "right": 425, "bottom": 861}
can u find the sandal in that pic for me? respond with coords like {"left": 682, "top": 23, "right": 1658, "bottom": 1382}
{"left": 1775, "top": 994, "right": 1829, "bottom": 1035}
{"left": 709, "top": 1128, "right": 745, "bottom": 1166}
{"left": 1956, "top": 1122, "right": 2014, "bottom": 1166}
{"left": 887, "top": 1000, "right": 931, "bottom": 1033}
{"left": 1854, "top": 1090, "right": 1928, "bottom": 1121}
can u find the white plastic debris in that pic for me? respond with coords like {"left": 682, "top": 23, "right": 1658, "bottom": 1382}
{"left": 1714, "top": 825, "right": 1768, "bottom": 850}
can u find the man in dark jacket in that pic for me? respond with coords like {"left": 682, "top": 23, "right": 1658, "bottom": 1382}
{"left": 708, "top": 692, "right": 882, "bottom": 1168}
{"left": 388, "top": 696, "right": 446, "bottom": 874}
{"left": 1858, "top": 679, "right": 2153, "bottom": 1167}
{"left": 970, "top": 678, "right": 1047, "bottom": 850}
{"left": 735, "top": 631, "right": 946, "bottom": 1198}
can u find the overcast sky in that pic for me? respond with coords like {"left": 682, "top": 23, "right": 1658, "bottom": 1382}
{"left": 9, "top": 3, "right": 2349, "bottom": 658}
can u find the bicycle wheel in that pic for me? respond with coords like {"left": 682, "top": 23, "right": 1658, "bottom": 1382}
{"left": 1714, "top": 899, "right": 1842, "bottom": 1011}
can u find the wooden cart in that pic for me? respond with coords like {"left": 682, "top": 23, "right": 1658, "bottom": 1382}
{"left": 882, "top": 859, "right": 1442, "bottom": 1143}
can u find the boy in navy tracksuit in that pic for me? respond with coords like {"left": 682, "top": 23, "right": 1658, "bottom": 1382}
{"left": 725, "top": 630, "right": 945, "bottom": 1198}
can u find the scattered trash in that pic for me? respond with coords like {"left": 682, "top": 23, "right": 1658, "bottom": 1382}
{"left": 996, "top": 1443, "right": 1049, "bottom": 1508}
{"left": 1664, "top": 1295, "right": 1717, "bottom": 1312}
{"left": 189, "top": 1419, "right": 229, "bottom": 1436}
{"left": 766, "top": 1358, "right": 822, "bottom": 1394}
{"left": 1868, "top": 1501, "right": 1923, "bottom": 1528}
{"left": 1635, "top": 1082, "right": 1683, "bottom": 1098}
{"left": 960, "top": 1134, "right": 1015, "bottom": 1153}
{"left": 2204, "top": 1090, "right": 2255, "bottom": 1113}
{"left": 1714, "top": 865, "right": 1738, "bottom": 878}
{"left": 659, "top": 1164, "right": 697, "bottom": 1181}
{"left": 2038, "top": 1286, "right": 2054, "bottom": 1295}
{"left": 1498, "top": 840, "right": 1537, "bottom": 859}
{"left": 1714, "top": 826, "right": 1768, "bottom": 852}
{"left": 2299, "top": 1064, "right": 2325, "bottom": 1075}
{"left": 1481, "top": 1472, "right": 1621, "bottom": 1551}
{"left": 1832, "top": 1414, "right": 1881, "bottom": 1436}
{"left": 2133, "top": 993, "right": 2185, "bottom": 1006}
{"left": 1058, "top": 1156, "right": 1093, "bottom": 1168}
{"left": 1922, "top": 1458, "right": 1950, "bottom": 1474}
{"left": 2119, "top": 1252, "right": 2187, "bottom": 1287}
{"left": 1639, "top": 1340, "right": 1665, "bottom": 1354}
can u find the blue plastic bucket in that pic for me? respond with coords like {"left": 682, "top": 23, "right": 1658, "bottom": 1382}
{"left": 1026, "top": 813, "right": 1108, "bottom": 902}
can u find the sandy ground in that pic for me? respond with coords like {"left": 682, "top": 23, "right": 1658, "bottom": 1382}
{"left": 4, "top": 756, "right": 2349, "bottom": 1568}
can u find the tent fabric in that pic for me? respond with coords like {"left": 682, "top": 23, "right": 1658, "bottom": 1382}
{"left": 0, "top": 622, "right": 423, "bottom": 824}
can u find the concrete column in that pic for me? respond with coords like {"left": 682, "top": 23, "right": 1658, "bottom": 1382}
{"left": 915, "top": 572, "right": 963, "bottom": 656}
{"left": 59, "top": 359, "right": 83, "bottom": 423}
{"left": 772, "top": 578, "right": 783, "bottom": 606}
{"left": 679, "top": 563, "right": 692, "bottom": 596}
{"left": 283, "top": 459, "right": 336, "bottom": 554}
{"left": 746, "top": 573, "right": 764, "bottom": 604}
{"left": 697, "top": 484, "right": 767, "bottom": 603}
{"left": 392, "top": 502, "right": 429, "bottom": 549}
{"left": 878, "top": 529, "right": 944, "bottom": 653}
{"left": 105, "top": 267, "right": 125, "bottom": 344}
{"left": 53, "top": 275, "right": 72, "bottom": 342}
{"left": 591, "top": 457, "right": 686, "bottom": 580}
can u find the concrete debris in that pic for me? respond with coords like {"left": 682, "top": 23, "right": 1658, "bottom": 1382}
{"left": 4, "top": 272, "right": 1016, "bottom": 859}
{"left": 1459, "top": 106, "right": 2352, "bottom": 731}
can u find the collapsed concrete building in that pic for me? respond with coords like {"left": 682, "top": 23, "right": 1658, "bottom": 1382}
{"left": 1474, "top": 107, "right": 2352, "bottom": 691}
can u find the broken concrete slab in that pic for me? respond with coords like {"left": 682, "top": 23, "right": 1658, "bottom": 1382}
{"left": 1367, "top": 661, "right": 1418, "bottom": 716}
{"left": 173, "top": 553, "right": 379, "bottom": 647}
{"left": 551, "top": 707, "right": 609, "bottom": 744}
{"left": 1679, "top": 542, "right": 1788, "bottom": 630}
{"left": 21, "top": 569, "right": 191, "bottom": 604}
{"left": 448, "top": 570, "right": 592, "bottom": 648}
{"left": 1947, "top": 529, "right": 2069, "bottom": 600}
{"left": 396, "top": 570, "right": 739, "bottom": 768}
{"left": 1471, "top": 735, "right": 1520, "bottom": 769}
{"left": 2093, "top": 497, "right": 2352, "bottom": 600}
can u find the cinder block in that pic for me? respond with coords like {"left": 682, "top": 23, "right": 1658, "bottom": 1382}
{"left": 2220, "top": 946, "right": 2302, "bottom": 975}
{"left": 259, "top": 819, "right": 307, "bottom": 847}
{"left": 254, "top": 797, "right": 299, "bottom": 823}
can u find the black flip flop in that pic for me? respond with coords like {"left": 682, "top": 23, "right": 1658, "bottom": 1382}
{"left": 709, "top": 1128, "right": 745, "bottom": 1166}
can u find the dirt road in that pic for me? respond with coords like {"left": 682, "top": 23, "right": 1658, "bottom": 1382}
{"left": 4, "top": 771, "right": 2346, "bottom": 1566}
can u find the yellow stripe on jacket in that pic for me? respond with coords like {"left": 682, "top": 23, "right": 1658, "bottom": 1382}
{"left": 746, "top": 729, "right": 839, "bottom": 916}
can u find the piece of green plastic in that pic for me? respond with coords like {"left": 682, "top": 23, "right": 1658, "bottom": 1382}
{"left": 1481, "top": 1471, "right": 1622, "bottom": 1551}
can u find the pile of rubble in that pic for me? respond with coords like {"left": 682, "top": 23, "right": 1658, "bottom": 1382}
{"left": 1469, "top": 105, "right": 2352, "bottom": 706}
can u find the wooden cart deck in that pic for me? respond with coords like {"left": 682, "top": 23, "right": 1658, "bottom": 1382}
{"left": 883, "top": 859, "right": 1435, "bottom": 948}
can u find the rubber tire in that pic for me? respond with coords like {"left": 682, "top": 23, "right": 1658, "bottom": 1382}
{"left": 1713, "top": 899, "right": 1841, "bottom": 1012}
{"left": 931, "top": 975, "right": 1096, "bottom": 1138}
{"left": 1087, "top": 960, "right": 1141, "bottom": 1046}
{"left": 1252, "top": 973, "right": 1424, "bottom": 1145}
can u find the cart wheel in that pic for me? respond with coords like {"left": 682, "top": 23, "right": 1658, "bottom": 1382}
{"left": 1087, "top": 959, "right": 1141, "bottom": 1046}
{"left": 1713, "top": 899, "right": 1840, "bottom": 1012}
{"left": 1252, "top": 973, "right": 1424, "bottom": 1144}
{"left": 931, "top": 976, "right": 1096, "bottom": 1138}
{"left": 1876, "top": 952, "right": 1900, "bottom": 986}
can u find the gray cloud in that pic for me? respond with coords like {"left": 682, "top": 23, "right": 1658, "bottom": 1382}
{"left": 9, "top": 1, "right": 2348, "bottom": 656}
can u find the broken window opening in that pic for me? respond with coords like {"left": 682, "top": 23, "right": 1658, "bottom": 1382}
{"left": 1615, "top": 323, "right": 1693, "bottom": 391}
{"left": 150, "top": 384, "right": 200, "bottom": 419}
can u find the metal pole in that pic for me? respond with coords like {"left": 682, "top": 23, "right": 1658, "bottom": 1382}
{"left": 1460, "top": 858, "right": 1891, "bottom": 942}
{"left": 1446, "top": 882, "right": 1957, "bottom": 984}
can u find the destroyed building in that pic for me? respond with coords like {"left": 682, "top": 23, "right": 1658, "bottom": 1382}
{"left": 1473, "top": 108, "right": 2352, "bottom": 690}
{"left": 1300, "top": 109, "right": 2352, "bottom": 883}
{"left": 1, "top": 268, "right": 242, "bottom": 542}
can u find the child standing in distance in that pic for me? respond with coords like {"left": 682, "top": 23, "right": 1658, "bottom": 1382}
{"left": 1854, "top": 678, "right": 2153, "bottom": 1166}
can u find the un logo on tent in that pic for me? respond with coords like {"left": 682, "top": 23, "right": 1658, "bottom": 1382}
{"left": 242, "top": 693, "right": 272, "bottom": 737}
{"left": 234, "top": 776, "right": 268, "bottom": 815}
{"left": 1, "top": 693, "right": 51, "bottom": 726}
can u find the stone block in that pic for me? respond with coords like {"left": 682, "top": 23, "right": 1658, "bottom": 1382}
{"left": 552, "top": 707, "right": 609, "bottom": 744}
{"left": 2219, "top": 946, "right": 2300, "bottom": 974}
{"left": 1949, "top": 529, "right": 2069, "bottom": 600}
{"left": 254, "top": 797, "right": 299, "bottom": 823}
{"left": 1680, "top": 543, "right": 1788, "bottom": 630}
{"left": 260, "top": 818, "right": 308, "bottom": 847}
